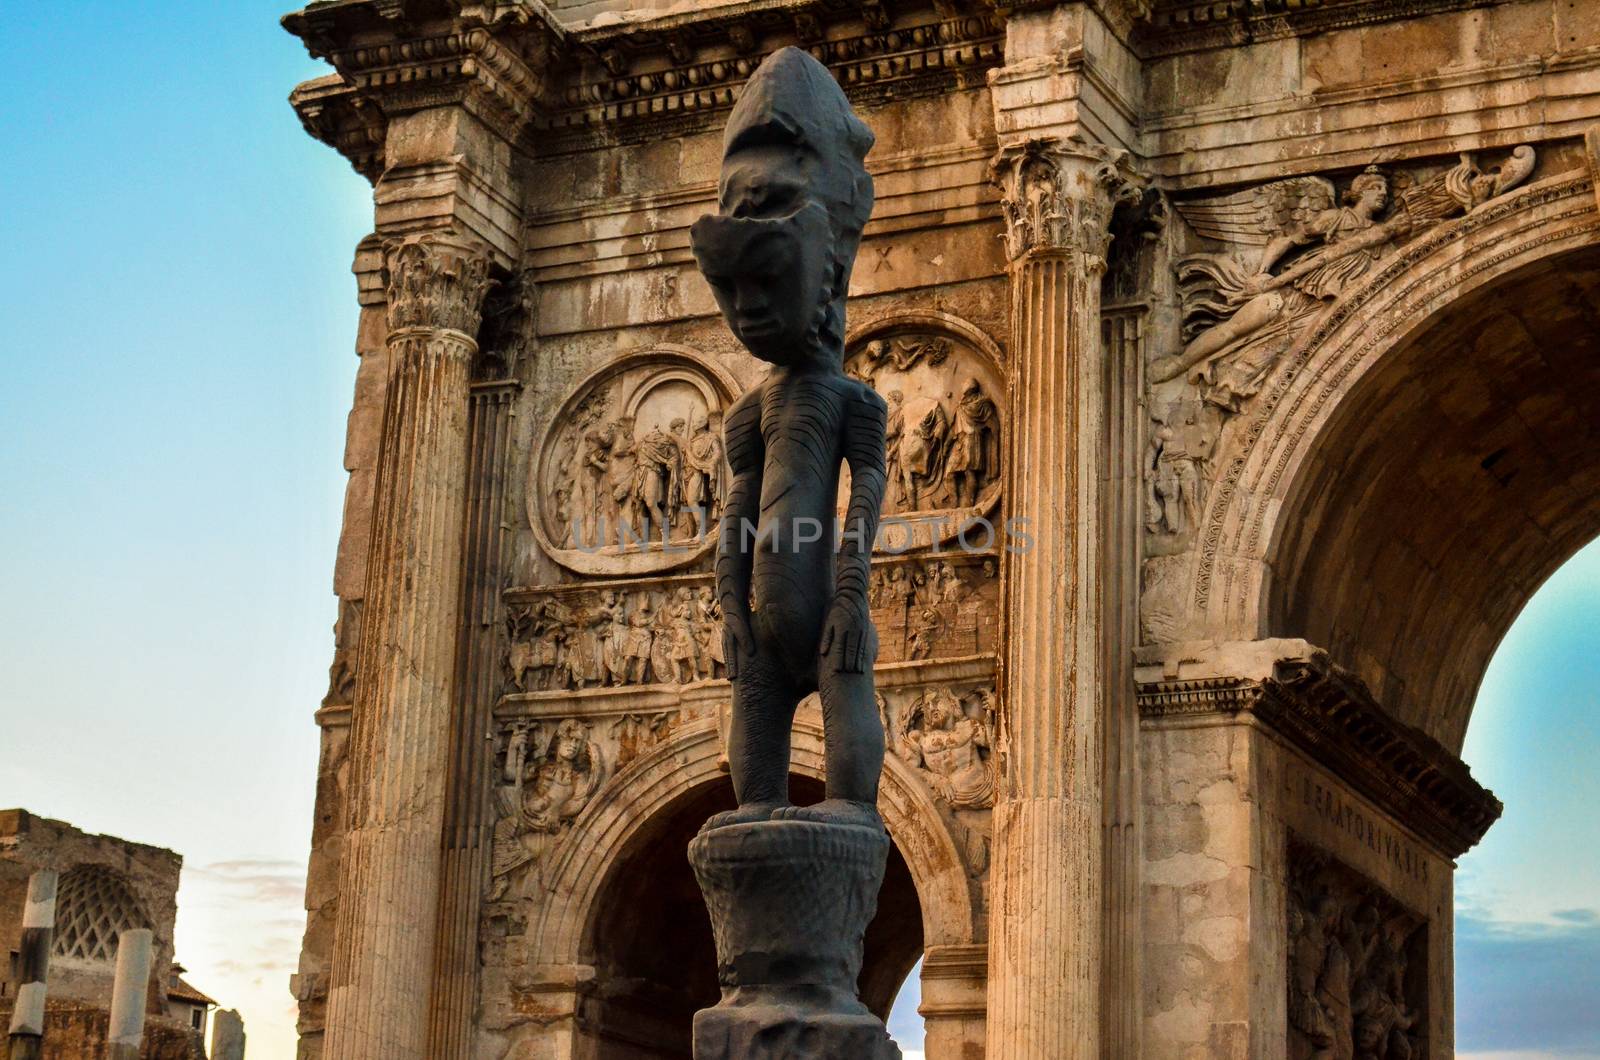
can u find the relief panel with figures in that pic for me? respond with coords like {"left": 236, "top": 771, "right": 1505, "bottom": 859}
{"left": 1287, "top": 842, "right": 1429, "bottom": 1060}
{"left": 529, "top": 347, "right": 738, "bottom": 576}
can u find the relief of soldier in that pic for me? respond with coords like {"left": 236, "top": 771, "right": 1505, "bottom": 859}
{"left": 555, "top": 383, "right": 729, "bottom": 552}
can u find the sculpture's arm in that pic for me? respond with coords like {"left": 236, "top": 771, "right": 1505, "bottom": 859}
{"left": 1260, "top": 220, "right": 1398, "bottom": 293}
{"left": 823, "top": 381, "right": 888, "bottom": 674}
{"left": 717, "top": 388, "right": 765, "bottom": 678}
{"left": 1253, "top": 230, "right": 1307, "bottom": 276}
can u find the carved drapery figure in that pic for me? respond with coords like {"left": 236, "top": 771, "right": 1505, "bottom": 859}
{"left": 844, "top": 335, "right": 1000, "bottom": 520}
{"left": 1145, "top": 400, "right": 1220, "bottom": 538}
{"left": 1158, "top": 168, "right": 1404, "bottom": 411}
{"left": 574, "top": 415, "right": 619, "bottom": 549}
{"left": 542, "top": 370, "right": 729, "bottom": 557}
{"left": 631, "top": 421, "right": 684, "bottom": 539}
{"left": 947, "top": 377, "right": 999, "bottom": 508}
{"left": 488, "top": 720, "right": 610, "bottom": 901}
{"left": 1162, "top": 148, "right": 1535, "bottom": 415}
{"left": 885, "top": 688, "right": 996, "bottom": 809}
{"left": 684, "top": 410, "right": 728, "bottom": 531}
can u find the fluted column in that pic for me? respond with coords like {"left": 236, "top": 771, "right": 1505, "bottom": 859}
{"left": 323, "top": 233, "right": 493, "bottom": 1059}
{"left": 985, "top": 138, "right": 1142, "bottom": 1059}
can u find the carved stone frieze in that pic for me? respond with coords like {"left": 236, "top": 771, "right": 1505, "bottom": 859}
{"left": 1287, "top": 844, "right": 1427, "bottom": 1060}
{"left": 1159, "top": 148, "right": 1537, "bottom": 419}
{"left": 869, "top": 554, "right": 1000, "bottom": 663}
{"left": 505, "top": 581, "right": 727, "bottom": 694}
{"left": 529, "top": 348, "right": 738, "bottom": 576}
{"left": 501, "top": 553, "right": 999, "bottom": 700}
{"left": 990, "top": 138, "right": 1147, "bottom": 266}
{"left": 383, "top": 235, "right": 496, "bottom": 336}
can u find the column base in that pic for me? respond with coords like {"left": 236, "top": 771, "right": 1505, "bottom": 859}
{"left": 688, "top": 820, "right": 900, "bottom": 1060}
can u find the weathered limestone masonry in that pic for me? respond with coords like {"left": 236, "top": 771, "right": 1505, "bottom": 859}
{"left": 283, "top": 0, "right": 1600, "bottom": 1057}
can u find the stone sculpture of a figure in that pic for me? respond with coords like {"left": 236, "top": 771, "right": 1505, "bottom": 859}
{"left": 690, "top": 46, "right": 888, "bottom": 831}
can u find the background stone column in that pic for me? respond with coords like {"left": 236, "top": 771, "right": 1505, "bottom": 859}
{"left": 107, "top": 928, "right": 154, "bottom": 1060}
{"left": 322, "top": 233, "right": 492, "bottom": 1059}
{"left": 985, "top": 137, "right": 1141, "bottom": 1059}
{"left": 209, "top": 1009, "right": 246, "bottom": 1060}
{"left": 6, "top": 869, "right": 56, "bottom": 1060}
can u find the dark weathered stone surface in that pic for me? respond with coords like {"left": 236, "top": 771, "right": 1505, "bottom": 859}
{"left": 685, "top": 45, "right": 898, "bottom": 1058}
{"left": 691, "top": 45, "right": 889, "bottom": 831}
{"left": 689, "top": 822, "right": 898, "bottom": 1060}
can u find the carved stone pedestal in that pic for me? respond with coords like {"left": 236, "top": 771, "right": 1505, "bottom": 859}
{"left": 688, "top": 821, "right": 900, "bottom": 1060}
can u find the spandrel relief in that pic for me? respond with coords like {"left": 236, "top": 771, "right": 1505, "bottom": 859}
{"left": 529, "top": 348, "right": 738, "bottom": 576}
{"left": 488, "top": 719, "right": 610, "bottom": 901}
{"left": 1288, "top": 843, "right": 1428, "bottom": 1060}
{"left": 881, "top": 681, "right": 997, "bottom": 875}
{"left": 841, "top": 324, "right": 1004, "bottom": 553}
{"left": 1142, "top": 147, "right": 1537, "bottom": 570}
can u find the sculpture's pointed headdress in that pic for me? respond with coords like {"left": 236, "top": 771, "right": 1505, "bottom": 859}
{"left": 720, "top": 47, "right": 875, "bottom": 247}
{"left": 693, "top": 47, "right": 875, "bottom": 355}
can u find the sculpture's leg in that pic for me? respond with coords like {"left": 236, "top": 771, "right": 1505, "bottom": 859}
{"left": 1178, "top": 291, "right": 1281, "bottom": 370}
{"left": 773, "top": 663, "right": 883, "bottom": 826}
{"left": 708, "top": 645, "right": 799, "bottom": 828}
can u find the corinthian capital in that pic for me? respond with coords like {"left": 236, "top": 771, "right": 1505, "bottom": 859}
{"left": 990, "top": 137, "right": 1146, "bottom": 265}
{"left": 384, "top": 235, "right": 495, "bottom": 335}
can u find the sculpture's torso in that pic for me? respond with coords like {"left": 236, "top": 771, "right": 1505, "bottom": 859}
{"left": 747, "top": 369, "right": 852, "bottom": 671}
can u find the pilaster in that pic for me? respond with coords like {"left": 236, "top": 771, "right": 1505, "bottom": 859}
{"left": 986, "top": 136, "right": 1143, "bottom": 1059}
{"left": 322, "top": 233, "right": 493, "bottom": 1060}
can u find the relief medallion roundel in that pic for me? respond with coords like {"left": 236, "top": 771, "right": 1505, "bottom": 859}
{"left": 530, "top": 347, "right": 739, "bottom": 576}
{"left": 842, "top": 315, "right": 1006, "bottom": 553}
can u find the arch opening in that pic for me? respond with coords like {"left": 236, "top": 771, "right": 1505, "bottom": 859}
{"left": 1267, "top": 243, "right": 1600, "bottom": 749}
{"left": 579, "top": 773, "right": 925, "bottom": 1058}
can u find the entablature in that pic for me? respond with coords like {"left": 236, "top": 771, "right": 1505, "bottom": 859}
{"left": 1136, "top": 639, "right": 1503, "bottom": 859}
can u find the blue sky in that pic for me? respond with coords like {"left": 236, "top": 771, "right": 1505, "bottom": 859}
{"left": 1, "top": 5, "right": 1596, "bottom": 1059}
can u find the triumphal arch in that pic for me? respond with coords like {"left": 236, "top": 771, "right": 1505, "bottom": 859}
{"left": 281, "top": 0, "right": 1600, "bottom": 1055}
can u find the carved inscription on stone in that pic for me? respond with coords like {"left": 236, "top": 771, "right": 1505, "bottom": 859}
{"left": 488, "top": 719, "right": 610, "bottom": 900}
{"left": 843, "top": 324, "right": 1004, "bottom": 552}
{"left": 529, "top": 348, "right": 735, "bottom": 576}
{"left": 1287, "top": 843, "right": 1427, "bottom": 1060}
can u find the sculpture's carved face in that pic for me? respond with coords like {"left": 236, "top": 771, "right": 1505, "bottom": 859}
{"left": 692, "top": 201, "right": 832, "bottom": 366}
{"left": 924, "top": 693, "right": 954, "bottom": 729}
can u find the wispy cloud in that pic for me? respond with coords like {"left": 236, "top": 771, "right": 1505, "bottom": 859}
{"left": 1457, "top": 910, "right": 1600, "bottom": 1056}
{"left": 186, "top": 859, "right": 307, "bottom": 909}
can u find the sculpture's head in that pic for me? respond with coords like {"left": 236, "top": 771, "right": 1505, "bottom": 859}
{"left": 1344, "top": 165, "right": 1389, "bottom": 215}
{"left": 554, "top": 719, "right": 586, "bottom": 762}
{"left": 690, "top": 47, "right": 875, "bottom": 368}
